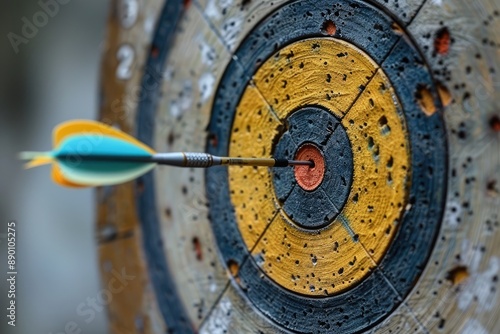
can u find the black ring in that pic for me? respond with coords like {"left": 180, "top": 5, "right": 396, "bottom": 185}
{"left": 273, "top": 106, "right": 353, "bottom": 229}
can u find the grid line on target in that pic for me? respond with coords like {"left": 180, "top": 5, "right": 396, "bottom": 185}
{"left": 198, "top": 207, "right": 282, "bottom": 331}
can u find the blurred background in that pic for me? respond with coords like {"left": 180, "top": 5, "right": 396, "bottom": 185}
{"left": 1, "top": 1, "right": 110, "bottom": 333}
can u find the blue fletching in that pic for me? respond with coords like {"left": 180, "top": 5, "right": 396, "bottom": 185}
{"left": 56, "top": 134, "right": 152, "bottom": 157}
{"left": 53, "top": 135, "right": 155, "bottom": 186}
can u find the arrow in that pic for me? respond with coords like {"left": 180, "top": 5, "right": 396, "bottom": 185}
{"left": 19, "top": 120, "right": 312, "bottom": 187}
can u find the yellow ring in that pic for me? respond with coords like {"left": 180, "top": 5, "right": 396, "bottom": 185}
{"left": 228, "top": 38, "right": 410, "bottom": 296}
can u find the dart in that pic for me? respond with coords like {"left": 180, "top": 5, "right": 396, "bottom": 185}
{"left": 19, "top": 120, "right": 313, "bottom": 188}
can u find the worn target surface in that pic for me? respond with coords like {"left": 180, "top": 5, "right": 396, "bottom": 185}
{"left": 98, "top": 0, "right": 500, "bottom": 333}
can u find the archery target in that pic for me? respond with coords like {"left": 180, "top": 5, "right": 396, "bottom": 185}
{"left": 97, "top": 0, "right": 500, "bottom": 333}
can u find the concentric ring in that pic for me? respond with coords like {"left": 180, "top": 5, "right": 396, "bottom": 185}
{"left": 205, "top": 0, "right": 447, "bottom": 332}
{"left": 293, "top": 143, "right": 325, "bottom": 192}
{"left": 227, "top": 37, "right": 410, "bottom": 296}
{"left": 272, "top": 107, "right": 352, "bottom": 230}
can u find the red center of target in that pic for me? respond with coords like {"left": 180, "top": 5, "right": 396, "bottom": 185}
{"left": 294, "top": 144, "right": 325, "bottom": 191}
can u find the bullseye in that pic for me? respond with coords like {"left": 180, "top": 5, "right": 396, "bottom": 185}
{"left": 293, "top": 144, "right": 325, "bottom": 191}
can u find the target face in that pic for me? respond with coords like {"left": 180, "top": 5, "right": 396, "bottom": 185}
{"left": 98, "top": 0, "right": 500, "bottom": 333}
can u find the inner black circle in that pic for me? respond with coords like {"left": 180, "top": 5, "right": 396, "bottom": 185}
{"left": 272, "top": 107, "right": 353, "bottom": 229}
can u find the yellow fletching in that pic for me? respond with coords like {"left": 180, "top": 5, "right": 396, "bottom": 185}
{"left": 24, "top": 156, "right": 53, "bottom": 169}
{"left": 19, "top": 151, "right": 53, "bottom": 169}
{"left": 53, "top": 120, "right": 155, "bottom": 154}
{"left": 51, "top": 166, "right": 87, "bottom": 188}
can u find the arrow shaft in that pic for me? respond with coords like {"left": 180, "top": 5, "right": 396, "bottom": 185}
{"left": 154, "top": 153, "right": 311, "bottom": 168}
{"left": 55, "top": 153, "right": 313, "bottom": 168}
